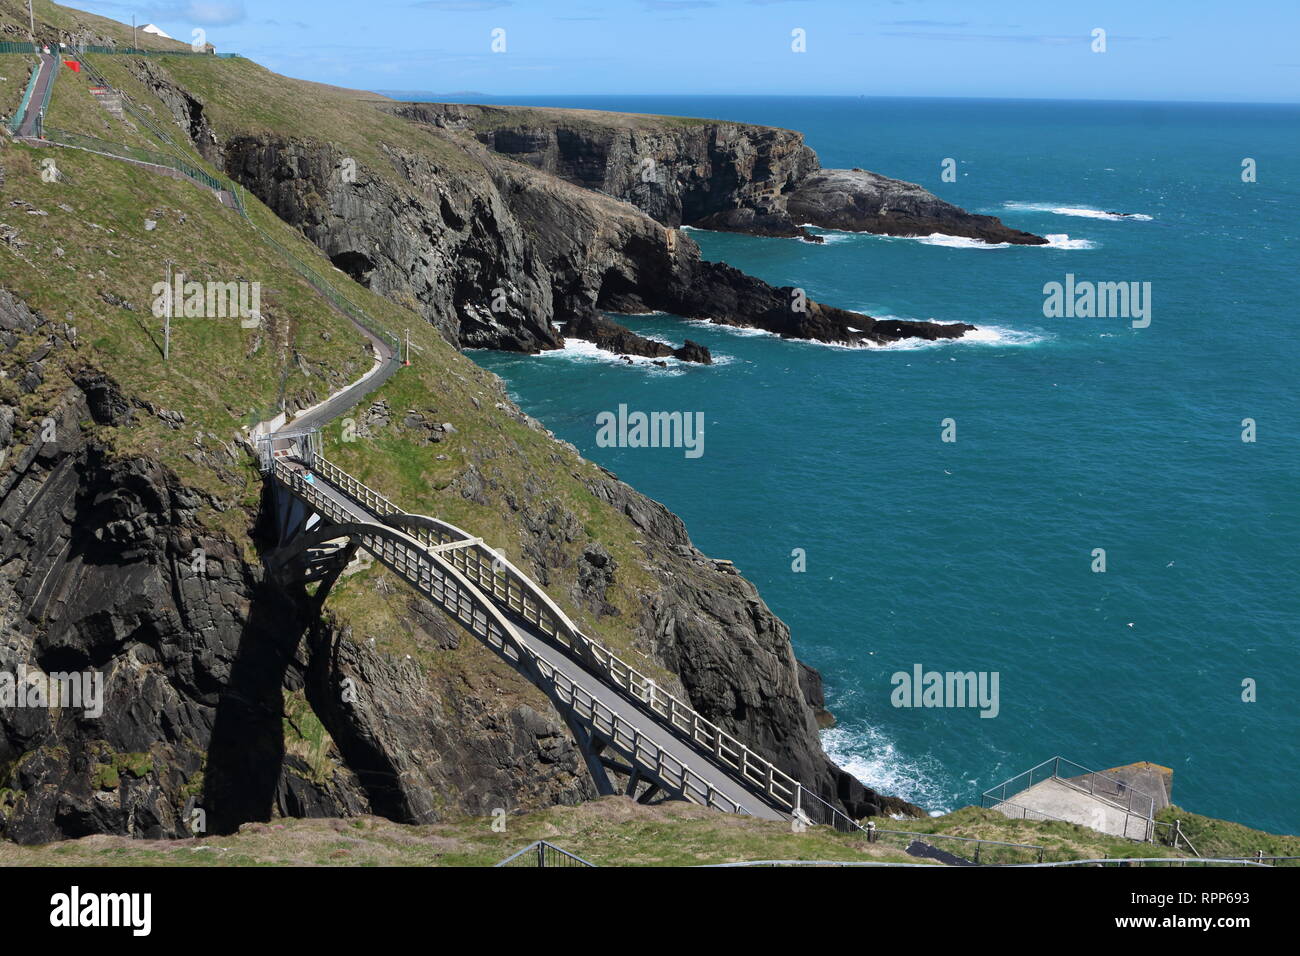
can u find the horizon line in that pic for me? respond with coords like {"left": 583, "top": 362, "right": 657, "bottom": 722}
{"left": 372, "top": 90, "right": 1300, "bottom": 107}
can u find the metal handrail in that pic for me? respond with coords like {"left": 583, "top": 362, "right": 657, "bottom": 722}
{"left": 301, "top": 457, "right": 1052, "bottom": 862}
{"left": 274, "top": 461, "right": 750, "bottom": 817}
{"left": 308, "top": 453, "right": 811, "bottom": 818}
{"left": 495, "top": 841, "right": 595, "bottom": 867}
{"left": 7, "top": 58, "right": 41, "bottom": 133}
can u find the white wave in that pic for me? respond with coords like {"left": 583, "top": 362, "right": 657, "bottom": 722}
{"left": 859, "top": 321, "right": 1047, "bottom": 351}
{"left": 687, "top": 316, "right": 1046, "bottom": 351}
{"left": 1042, "top": 233, "right": 1098, "bottom": 250}
{"left": 1003, "top": 202, "right": 1152, "bottom": 222}
{"left": 915, "top": 233, "right": 1011, "bottom": 249}
{"left": 537, "top": 338, "right": 686, "bottom": 372}
{"left": 537, "top": 336, "right": 735, "bottom": 369}
{"left": 683, "top": 318, "right": 776, "bottom": 338}
{"left": 821, "top": 724, "right": 951, "bottom": 813}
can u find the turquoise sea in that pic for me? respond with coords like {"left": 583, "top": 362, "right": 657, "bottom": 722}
{"left": 441, "top": 95, "right": 1298, "bottom": 833}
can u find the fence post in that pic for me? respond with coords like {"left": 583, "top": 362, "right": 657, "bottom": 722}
{"left": 537, "top": 842, "right": 545, "bottom": 868}
{"left": 865, "top": 820, "right": 876, "bottom": 844}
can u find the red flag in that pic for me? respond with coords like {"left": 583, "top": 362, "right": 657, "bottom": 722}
{"left": 63, "top": 60, "right": 81, "bottom": 72}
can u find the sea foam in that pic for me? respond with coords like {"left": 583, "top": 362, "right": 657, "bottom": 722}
{"left": 1003, "top": 201, "right": 1153, "bottom": 222}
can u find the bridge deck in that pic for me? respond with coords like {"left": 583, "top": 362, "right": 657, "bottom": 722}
{"left": 280, "top": 461, "right": 785, "bottom": 821}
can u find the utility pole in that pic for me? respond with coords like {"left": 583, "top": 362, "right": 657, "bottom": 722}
{"left": 403, "top": 329, "right": 425, "bottom": 367}
{"left": 163, "top": 259, "right": 173, "bottom": 361}
{"left": 28, "top": 0, "right": 34, "bottom": 40}
{"left": 133, "top": 16, "right": 137, "bottom": 52}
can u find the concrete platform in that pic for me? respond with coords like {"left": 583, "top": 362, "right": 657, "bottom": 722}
{"left": 992, "top": 778, "right": 1153, "bottom": 840}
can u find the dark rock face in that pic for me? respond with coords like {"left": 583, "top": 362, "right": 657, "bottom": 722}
{"left": 396, "top": 102, "right": 1044, "bottom": 247}
{"left": 219, "top": 135, "right": 556, "bottom": 352}
{"left": 397, "top": 103, "right": 819, "bottom": 236}
{"left": 203, "top": 96, "right": 987, "bottom": 354}
{"left": 787, "top": 169, "right": 1048, "bottom": 245}
{"left": 0, "top": 292, "right": 594, "bottom": 842}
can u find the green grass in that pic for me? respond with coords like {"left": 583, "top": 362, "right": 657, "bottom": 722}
{"left": 2, "top": 797, "right": 1292, "bottom": 867}
{"left": 0, "top": 798, "right": 930, "bottom": 867}
{"left": 0, "top": 52, "right": 38, "bottom": 125}
{"left": 1156, "top": 805, "right": 1300, "bottom": 862}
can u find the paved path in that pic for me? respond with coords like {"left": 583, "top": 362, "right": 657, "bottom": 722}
{"left": 15, "top": 53, "right": 56, "bottom": 137}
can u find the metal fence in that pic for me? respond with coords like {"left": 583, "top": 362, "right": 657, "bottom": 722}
{"left": 983, "top": 756, "right": 1158, "bottom": 841}
{"left": 65, "top": 45, "right": 239, "bottom": 58}
{"left": 40, "top": 125, "right": 232, "bottom": 189}
{"left": 244, "top": 213, "right": 399, "bottom": 356}
{"left": 495, "top": 841, "right": 595, "bottom": 867}
{"left": 6, "top": 58, "right": 40, "bottom": 133}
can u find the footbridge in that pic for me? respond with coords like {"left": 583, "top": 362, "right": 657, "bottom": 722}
{"left": 263, "top": 443, "right": 823, "bottom": 821}
{"left": 255, "top": 323, "right": 857, "bottom": 824}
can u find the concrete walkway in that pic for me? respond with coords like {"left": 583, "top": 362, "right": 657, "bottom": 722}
{"left": 15, "top": 53, "right": 56, "bottom": 137}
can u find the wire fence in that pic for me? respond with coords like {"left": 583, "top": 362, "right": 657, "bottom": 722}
{"left": 64, "top": 45, "right": 240, "bottom": 58}
{"left": 244, "top": 207, "right": 399, "bottom": 356}
{"left": 40, "top": 125, "right": 232, "bottom": 191}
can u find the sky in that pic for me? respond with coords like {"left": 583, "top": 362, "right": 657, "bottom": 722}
{"left": 72, "top": 1, "right": 1300, "bottom": 102}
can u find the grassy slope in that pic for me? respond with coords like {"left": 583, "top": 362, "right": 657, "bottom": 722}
{"left": 0, "top": 798, "right": 929, "bottom": 866}
{"left": 0, "top": 53, "right": 37, "bottom": 125}
{"left": 6, "top": 11, "right": 682, "bottom": 701}
{"left": 1, "top": 0, "right": 192, "bottom": 52}
{"left": 1, "top": 798, "right": 1294, "bottom": 867}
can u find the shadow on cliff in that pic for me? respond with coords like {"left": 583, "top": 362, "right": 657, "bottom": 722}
{"left": 200, "top": 573, "right": 308, "bottom": 834}
{"left": 201, "top": 484, "right": 313, "bottom": 834}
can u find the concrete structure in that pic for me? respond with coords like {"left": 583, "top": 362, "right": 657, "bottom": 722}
{"left": 984, "top": 757, "right": 1168, "bottom": 842}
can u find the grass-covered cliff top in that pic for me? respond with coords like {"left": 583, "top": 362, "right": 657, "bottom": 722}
{"left": 1, "top": 798, "right": 1293, "bottom": 867}
{"left": 397, "top": 101, "right": 749, "bottom": 133}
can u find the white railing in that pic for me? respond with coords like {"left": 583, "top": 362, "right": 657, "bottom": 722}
{"left": 306, "top": 454, "right": 818, "bottom": 819}
{"left": 274, "top": 460, "right": 751, "bottom": 816}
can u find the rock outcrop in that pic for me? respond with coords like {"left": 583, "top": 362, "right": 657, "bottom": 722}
{"left": 787, "top": 169, "right": 1048, "bottom": 245}
{"left": 395, "top": 102, "right": 1045, "bottom": 246}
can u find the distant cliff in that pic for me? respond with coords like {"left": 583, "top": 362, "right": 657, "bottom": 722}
{"left": 395, "top": 102, "right": 1046, "bottom": 245}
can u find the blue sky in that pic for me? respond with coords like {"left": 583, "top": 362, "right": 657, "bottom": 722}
{"left": 75, "top": 1, "right": 1300, "bottom": 102}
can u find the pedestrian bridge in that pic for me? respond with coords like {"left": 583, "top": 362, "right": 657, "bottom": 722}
{"left": 262, "top": 441, "right": 856, "bottom": 828}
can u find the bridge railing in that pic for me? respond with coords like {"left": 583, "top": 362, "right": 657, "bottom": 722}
{"left": 495, "top": 841, "right": 595, "bottom": 867}
{"left": 307, "top": 453, "right": 822, "bottom": 819}
{"left": 7, "top": 59, "right": 41, "bottom": 133}
{"left": 274, "top": 460, "right": 752, "bottom": 817}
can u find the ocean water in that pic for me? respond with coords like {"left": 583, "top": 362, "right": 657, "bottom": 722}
{"left": 457, "top": 96, "right": 1299, "bottom": 833}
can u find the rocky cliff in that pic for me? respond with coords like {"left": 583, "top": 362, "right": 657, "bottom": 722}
{"left": 396, "top": 102, "right": 1045, "bottom": 245}
{"left": 1, "top": 15, "right": 927, "bottom": 845}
